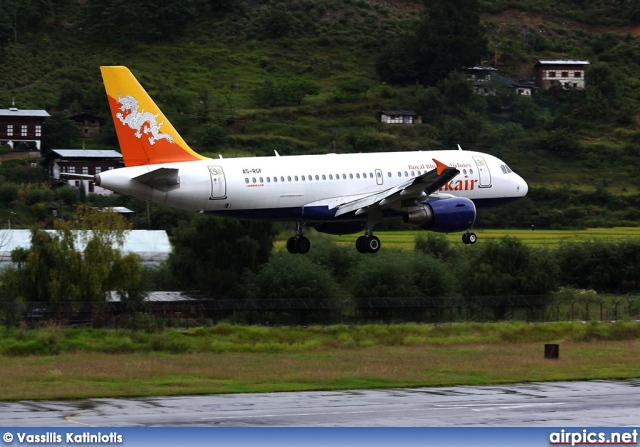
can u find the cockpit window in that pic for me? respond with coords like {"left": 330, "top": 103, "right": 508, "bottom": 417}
{"left": 501, "top": 164, "right": 513, "bottom": 174}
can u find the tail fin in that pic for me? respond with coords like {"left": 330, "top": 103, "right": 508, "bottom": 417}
{"left": 100, "top": 66, "right": 208, "bottom": 167}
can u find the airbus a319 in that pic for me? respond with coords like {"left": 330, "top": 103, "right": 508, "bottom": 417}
{"left": 95, "top": 66, "right": 528, "bottom": 254}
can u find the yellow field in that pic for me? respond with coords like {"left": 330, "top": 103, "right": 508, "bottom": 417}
{"left": 275, "top": 227, "right": 640, "bottom": 251}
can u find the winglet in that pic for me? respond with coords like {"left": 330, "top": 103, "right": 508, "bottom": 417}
{"left": 433, "top": 158, "right": 449, "bottom": 175}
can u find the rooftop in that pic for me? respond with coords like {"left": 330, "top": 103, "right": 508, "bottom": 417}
{"left": 47, "top": 149, "right": 123, "bottom": 159}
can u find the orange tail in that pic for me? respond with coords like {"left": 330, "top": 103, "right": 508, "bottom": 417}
{"left": 100, "top": 66, "right": 208, "bottom": 167}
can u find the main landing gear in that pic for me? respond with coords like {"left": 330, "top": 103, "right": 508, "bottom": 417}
{"left": 286, "top": 222, "right": 311, "bottom": 254}
{"left": 462, "top": 230, "right": 477, "bottom": 245}
{"left": 356, "top": 232, "right": 381, "bottom": 254}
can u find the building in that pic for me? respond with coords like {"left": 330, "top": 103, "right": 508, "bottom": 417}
{"left": 69, "top": 112, "right": 102, "bottom": 139}
{"left": 536, "top": 60, "right": 590, "bottom": 90}
{"left": 512, "top": 80, "right": 538, "bottom": 97}
{"left": 378, "top": 110, "right": 422, "bottom": 124}
{"left": 42, "top": 149, "right": 123, "bottom": 195}
{"left": 0, "top": 229, "right": 171, "bottom": 265}
{"left": 462, "top": 66, "right": 536, "bottom": 97}
{"left": 0, "top": 105, "right": 50, "bottom": 150}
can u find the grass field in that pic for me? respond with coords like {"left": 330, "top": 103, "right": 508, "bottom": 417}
{"left": 1, "top": 322, "right": 639, "bottom": 401}
{"left": 275, "top": 227, "right": 640, "bottom": 251}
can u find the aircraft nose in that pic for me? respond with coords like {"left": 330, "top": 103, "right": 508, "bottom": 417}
{"left": 517, "top": 175, "right": 528, "bottom": 196}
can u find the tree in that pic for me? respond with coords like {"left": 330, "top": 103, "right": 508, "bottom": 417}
{"left": 414, "top": 0, "right": 488, "bottom": 86}
{"left": 167, "top": 215, "right": 276, "bottom": 297}
{"left": 376, "top": 0, "right": 488, "bottom": 86}
{"left": 80, "top": 0, "right": 197, "bottom": 45}
{"left": 3, "top": 205, "right": 143, "bottom": 303}
{"left": 41, "top": 112, "right": 81, "bottom": 154}
{"left": 457, "top": 237, "right": 558, "bottom": 319}
{"left": 253, "top": 78, "right": 320, "bottom": 107}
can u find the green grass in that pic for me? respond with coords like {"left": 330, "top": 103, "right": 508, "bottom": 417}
{"left": 275, "top": 227, "right": 640, "bottom": 251}
{"left": 1, "top": 322, "right": 639, "bottom": 400}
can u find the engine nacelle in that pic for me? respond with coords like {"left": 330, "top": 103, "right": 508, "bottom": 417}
{"left": 403, "top": 197, "right": 476, "bottom": 233}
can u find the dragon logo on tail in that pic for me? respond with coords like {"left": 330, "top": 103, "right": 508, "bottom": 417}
{"left": 116, "top": 93, "right": 175, "bottom": 145}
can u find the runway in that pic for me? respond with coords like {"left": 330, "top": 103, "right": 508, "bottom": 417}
{"left": 0, "top": 380, "right": 638, "bottom": 427}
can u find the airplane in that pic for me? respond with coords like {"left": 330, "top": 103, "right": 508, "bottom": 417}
{"left": 95, "top": 66, "right": 528, "bottom": 254}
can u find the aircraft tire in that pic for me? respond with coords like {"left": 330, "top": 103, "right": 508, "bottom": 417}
{"left": 462, "top": 233, "right": 469, "bottom": 244}
{"left": 367, "top": 235, "right": 381, "bottom": 253}
{"left": 356, "top": 236, "right": 369, "bottom": 254}
{"left": 286, "top": 237, "right": 298, "bottom": 254}
{"left": 296, "top": 236, "right": 311, "bottom": 254}
{"left": 468, "top": 233, "right": 477, "bottom": 244}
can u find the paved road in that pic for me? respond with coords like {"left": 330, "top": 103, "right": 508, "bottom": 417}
{"left": 0, "top": 380, "right": 638, "bottom": 427}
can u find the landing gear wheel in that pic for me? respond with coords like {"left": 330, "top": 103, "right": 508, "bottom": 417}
{"left": 367, "top": 235, "right": 381, "bottom": 253}
{"left": 462, "top": 232, "right": 477, "bottom": 245}
{"left": 286, "top": 237, "right": 298, "bottom": 254}
{"left": 356, "top": 236, "right": 369, "bottom": 254}
{"left": 295, "top": 236, "right": 311, "bottom": 254}
{"left": 287, "top": 236, "right": 311, "bottom": 254}
{"left": 356, "top": 235, "right": 381, "bottom": 253}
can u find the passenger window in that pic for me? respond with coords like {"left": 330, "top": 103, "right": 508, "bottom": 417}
{"left": 280, "top": 176, "right": 285, "bottom": 182}
{"left": 404, "top": 171, "right": 408, "bottom": 177}
{"left": 387, "top": 172, "right": 392, "bottom": 177}
{"left": 322, "top": 174, "right": 326, "bottom": 180}
{"left": 287, "top": 176, "right": 292, "bottom": 182}
{"left": 329, "top": 174, "right": 333, "bottom": 180}
{"left": 295, "top": 176, "right": 299, "bottom": 181}
{"left": 245, "top": 178, "right": 249, "bottom": 184}
{"left": 267, "top": 177, "right": 271, "bottom": 183}
{"left": 315, "top": 175, "right": 319, "bottom": 181}
{"left": 342, "top": 174, "right": 346, "bottom": 179}
{"left": 274, "top": 177, "right": 278, "bottom": 183}
{"left": 252, "top": 177, "right": 256, "bottom": 183}
{"left": 411, "top": 171, "right": 415, "bottom": 177}
{"left": 356, "top": 173, "right": 360, "bottom": 179}
{"left": 350, "top": 173, "right": 354, "bottom": 179}
{"left": 260, "top": 177, "right": 264, "bottom": 183}
{"left": 301, "top": 175, "right": 305, "bottom": 181}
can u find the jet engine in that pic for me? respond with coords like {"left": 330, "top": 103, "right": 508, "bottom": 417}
{"left": 403, "top": 197, "right": 476, "bottom": 233}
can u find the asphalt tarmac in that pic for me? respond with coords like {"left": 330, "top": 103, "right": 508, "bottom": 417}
{"left": 0, "top": 380, "right": 638, "bottom": 427}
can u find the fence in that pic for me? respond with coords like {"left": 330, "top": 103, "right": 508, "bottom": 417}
{"left": 2, "top": 294, "right": 639, "bottom": 328}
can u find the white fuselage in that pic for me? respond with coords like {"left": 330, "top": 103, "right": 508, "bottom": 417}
{"left": 96, "top": 150, "right": 528, "bottom": 221}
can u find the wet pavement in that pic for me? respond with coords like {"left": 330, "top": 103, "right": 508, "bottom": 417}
{"left": 0, "top": 380, "right": 638, "bottom": 427}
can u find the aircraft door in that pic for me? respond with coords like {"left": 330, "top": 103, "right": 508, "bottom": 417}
{"left": 208, "top": 166, "right": 227, "bottom": 200}
{"left": 375, "top": 169, "right": 383, "bottom": 185}
{"left": 472, "top": 156, "right": 492, "bottom": 188}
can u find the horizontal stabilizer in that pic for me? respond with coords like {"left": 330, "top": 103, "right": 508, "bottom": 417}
{"left": 133, "top": 168, "right": 180, "bottom": 191}
{"left": 59, "top": 173, "right": 95, "bottom": 180}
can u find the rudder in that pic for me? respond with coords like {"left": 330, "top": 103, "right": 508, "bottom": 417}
{"left": 100, "top": 66, "right": 207, "bottom": 167}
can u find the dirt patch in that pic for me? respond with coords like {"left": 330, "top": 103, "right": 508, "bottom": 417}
{"left": 482, "top": 9, "right": 640, "bottom": 36}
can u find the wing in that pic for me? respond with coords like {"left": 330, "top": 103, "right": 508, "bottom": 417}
{"left": 334, "top": 159, "right": 459, "bottom": 217}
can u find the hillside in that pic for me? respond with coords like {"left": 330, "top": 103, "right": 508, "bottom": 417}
{"left": 0, "top": 0, "right": 638, "bottom": 230}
